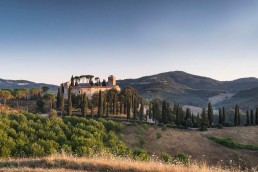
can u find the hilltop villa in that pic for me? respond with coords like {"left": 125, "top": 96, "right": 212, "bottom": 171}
{"left": 62, "top": 75, "right": 120, "bottom": 99}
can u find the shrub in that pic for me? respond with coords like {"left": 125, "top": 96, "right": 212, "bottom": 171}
{"left": 173, "top": 153, "right": 190, "bottom": 165}
{"left": 162, "top": 152, "right": 172, "bottom": 163}
{"left": 208, "top": 136, "right": 258, "bottom": 150}
{"left": 133, "top": 149, "right": 150, "bottom": 161}
{"left": 200, "top": 125, "right": 208, "bottom": 131}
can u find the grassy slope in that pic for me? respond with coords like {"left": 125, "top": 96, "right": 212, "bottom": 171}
{"left": 122, "top": 125, "right": 258, "bottom": 169}
{"left": 0, "top": 155, "right": 234, "bottom": 172}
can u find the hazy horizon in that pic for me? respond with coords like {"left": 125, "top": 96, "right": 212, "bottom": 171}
{"left": 1, "top": 0, "right": 258, "bottom": 85}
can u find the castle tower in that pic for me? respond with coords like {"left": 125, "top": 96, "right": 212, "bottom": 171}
{"left": 108, "top": 75, "right": 116, "bottom": 86}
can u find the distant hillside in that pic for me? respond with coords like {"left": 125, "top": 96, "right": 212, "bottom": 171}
{"left": 0, "top": 78, "right": 58, "bottom": 91}
{"left": 117, "top": 71, "right": 258, "bottom": 107}
{"left": 218, "top": 87, "right": 258, "bottom": 109}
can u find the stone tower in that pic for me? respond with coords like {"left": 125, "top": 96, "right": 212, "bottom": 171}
{"left": 108, "top": 75, "right": 116, "bottom": 86}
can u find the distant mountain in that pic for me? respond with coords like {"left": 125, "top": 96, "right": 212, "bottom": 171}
{"left": 117, "top": 71, "right": 258, "bottom": 108}
{"left": 0, "top": 78, "right": 58, "bottom": 91}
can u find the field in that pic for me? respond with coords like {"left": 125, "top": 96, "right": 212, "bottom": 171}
{"left": 122, "top": 124, "right": 258, "bottom": 169}
{"left": 0, "top": 154, "right": 247, "bottom": 172}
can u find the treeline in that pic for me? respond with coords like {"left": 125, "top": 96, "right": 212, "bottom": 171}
{"left": 0, "top": 87, "right": 57, "bottom": 112}
{"left": 56, "top": 85, "right": 258, "bottom": 131}
{"left": 56, "top": 86, "right": 145, "bottom": 120}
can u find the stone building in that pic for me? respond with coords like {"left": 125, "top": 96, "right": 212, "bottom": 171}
{"left": 62, "top": 75, "right": 120, "bottom": 99}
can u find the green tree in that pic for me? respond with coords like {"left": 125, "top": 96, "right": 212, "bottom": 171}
{"left": 234, "top": 105, "right": 239, "bottom": 126}
{"left": 0, "top": 90, "right": 12, "bottom": 105}
{"left": 56, "top": 88, "right": 61, "bottom": 109}
{"left": 162, "top": 100, "right": 170, "bottom": 124}
{"left": 91, "top": 105, "right": 94, "bottom": 118}
{"left": 246, "top": 110, "right": 250, "bottom": 126}
{"left": 67, "top": 86, "right": 72, "bottom": 116}
{"left": 218, "top": 108, "right": 222, "bottom": 125}
{"left": 127, "top": 99, "right": 131, "bottom": 120}
{"left": 207, "top": 102, "right": 213, "bottom": 127}
{"left": 60, "top": 93, "right": 64, "bottom": 116}
{"left": 140, "top": 101, "right": 144, "bottom": 122}
{"left": 200, "top": 108, "right": 208, "bottom": 131}
{"left": 97, "top": 90, "right": 103, "bottom": 117}
{"left": 13, "top": 89, "right": 26, "bottom": 109}
{"left": 42, "top": 86, "right": 49, "bottom": 93}
{"left": 81, "top": 93, "right": 88, "bottom": 117}
{"left": 43, "top": 94, "right": 56, "bottom": 110}
{"left": 250, "top": 109, "right": 254, "bottom": 125}
{"left": 30, "top": 88, "right": 43, "bottom": 100}
{"left": 133, "top": 101, "right": 137, "bottom": 120}
{"left": 222, "top": 107, "right": 226, "bottom": 126}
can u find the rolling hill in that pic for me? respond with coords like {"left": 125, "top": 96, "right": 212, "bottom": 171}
{"left": 117, "top": 71, "right": 258, "bottom": 108}
{"left": 0, "top": 78, "right": 58, "bottom": 91}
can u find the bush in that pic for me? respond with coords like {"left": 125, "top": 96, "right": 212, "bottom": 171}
{"left": 0, "top": 112, "right": 130, "bottom": 158}
{"left": 208, "top": 136, "right": 258, "bottom": 150}
{"left": 133, "top": 149, "right": 150, "bottom": 161}
{"left": 200, "top": 125, "right": 208, "bottom": 131}
{"left": 162, "top": 152, "right": 172, "bottom": 163}
{"left": 173, "top": 153, "right": 190, "bottom": 165}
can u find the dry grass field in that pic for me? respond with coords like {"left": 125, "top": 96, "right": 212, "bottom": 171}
{"left": 0, "top": 155, "right": 250, "bottom": 172}
{"left": 122, "top": 124, "right": 258, "bottom": 169}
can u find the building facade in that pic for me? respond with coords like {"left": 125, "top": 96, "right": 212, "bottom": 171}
{"left": 62, "top": 75, "right": 120, "bottom": 99}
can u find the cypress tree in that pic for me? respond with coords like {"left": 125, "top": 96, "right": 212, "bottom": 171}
{"left": 191, "top": 114, "right": 195, "bottom": 124}
{"left": 120, "top": 101, "right": 123, "bottom": 114}
{"left": 127, "top": 100, "right": 131, "bottom": 120}
{"left": 148, "top": 103, "right": 152, "bottom": 119}
{"left": 185, "top": 108, "right": 191, "bottom": 120}
{"left": 67, "top": 86, "right": 72, "bottom": 116}
{"left": 234, "top": 105, "right": 239, "bottom": 126}
{"left": 222, "top": 107, "right": 226, "bottom": 126}
{"left": 91, "top": 105, "right": 94, "bottom": 118}
{"left": 70, "top": 76, "right": 74, "bottom": 86}
{"left": 124, "top": 102, "right": 127, "bottom": 114}
{"left": 246, "top": 110, "right": 250, "bottom": 126}
{"left": 113, "top": 97, "right": 116, "bottom": 114}
{"left": 176, "top": 105, "right": 180, "bottom": 126}
{"left": 200, "top": 108, "right": 208, "bottom": 131}
{"left": 238, "top": 107, "right": 241, "bottom": 126}
{"left": 219, "top": 108, "right": 222, "bottom": 125}
{"left": 255, "top": 108, "right": 258, "bottom": 125}
{"left": 103, "top": 98, "right": 106, "bottom": 115}
{"left": 106, "top": 102, "right": 109, "bottom": 118}
{"left": 251, "top": 109, "right": 254, "bottom": 125}
{"left": 133, "top": 101, "right": 137, "bottom": 120}
{"left": 56, "top": 88, "right": 61, "bottom": 109}
{"left": 207, "top": 102, "right": 213, "bottom": 127}
{"left": 81, "top": 93, "right": 88, "bottom": 117}
{"left": 60, "top": 93, "right": 64, "bottom": 116}
{"left": 140, "top": 101, "right": 144, "bottom": 122}
{"left": 161, "top": 100, "right": 170, "bottom": 124}
{"left": 97, "top": 90, "right": 103, "bottom": 117}
{"left": 116, "top": 101, "right": 119, "bottom": 115}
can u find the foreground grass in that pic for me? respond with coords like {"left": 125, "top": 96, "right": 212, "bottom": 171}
{"left": 0, "top": 154, "right": 253, "bottom": 172}
{"left": 208, "top": 136, "right": 258, "bottom": 150}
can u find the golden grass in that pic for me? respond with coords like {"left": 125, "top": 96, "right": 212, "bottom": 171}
{"left": 0, "top": 154, "right": 251, "bottom": 172}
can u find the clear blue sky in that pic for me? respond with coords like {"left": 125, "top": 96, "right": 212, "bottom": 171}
{"left": 0, "top": 0, "right": 258, "bottom": 85}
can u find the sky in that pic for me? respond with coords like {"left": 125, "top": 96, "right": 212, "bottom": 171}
{"left": 0, "top": 0, "right": 258, "bottom": 85}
